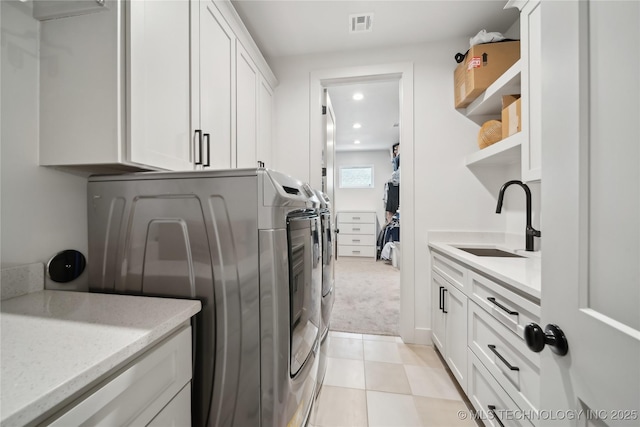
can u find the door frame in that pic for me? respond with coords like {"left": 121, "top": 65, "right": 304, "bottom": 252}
{"left": 309, "top": 62, "right": 417, "bottom": 343}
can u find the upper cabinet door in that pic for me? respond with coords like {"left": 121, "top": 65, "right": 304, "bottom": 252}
{"left": 235, "top": 42, "right": 258, "bottom": 169}
{"left": 257, "top": 76, "right": 274, "bottom": 168}
{"left": 197, "top": 0, "right": 234, "bottom": 170}
{"left": 128, "top": 0, "right": 193, "bottom": 171}
{"left": 540, "top": 1, "right": 639, "bottom": 422}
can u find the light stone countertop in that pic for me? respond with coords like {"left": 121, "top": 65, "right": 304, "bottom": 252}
{"left": 1, "top": 290, "right": 202, "bottom": 427}
{"left": 427, "top": 231, "right": 541, "bottom": 300}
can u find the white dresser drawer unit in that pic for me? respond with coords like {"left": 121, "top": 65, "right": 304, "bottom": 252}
{"left": 337, "top": 211, "right": 378, "bottom": 258}
{"left": 468, "top": 301, "right": 541, "bottom": 414}
{"left": 468, "top": 352, "right": 536, "bottom": 427}
{"left": 469, "top": 271, "right": 541, "bottom": 340}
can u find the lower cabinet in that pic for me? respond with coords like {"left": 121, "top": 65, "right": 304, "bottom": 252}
{"left": 44, "top": 326, "right": 192, "bottom": 426}
{"left": 430, "top": 250, "right": 541, "bottom": 426}
{"left": 432, "top": 271, "right": 468, "bottom": 393}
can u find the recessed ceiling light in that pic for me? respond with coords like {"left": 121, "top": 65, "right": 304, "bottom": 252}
{"left": 353, "top": 123, "right": 362, "bottom": 129}
{"left": 353, "top": 93, "right": 364, "bottom": 101}
{"left": 354, "top": 140, "right": 361, "bottom": 144}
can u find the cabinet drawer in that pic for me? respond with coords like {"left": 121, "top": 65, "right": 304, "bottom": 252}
{"left": 148, "top": 382, "right": 191, "bottom": 426}
{"left": 468, "top": 352, "right": 535, "bottom": 427}
{"left": 432, "top": 252, "right": 467, "bottom": 293}
{"left": 468, "top": 301, "right": 540, "bottom": 413}
{"left": 47, "top": 326, "right": 192, "bottom": 426}
{"left": 338, "top": 212, "right": 375, "bottom": 224}
{"left": 339, "top": 223, "right": 375, "bottom": 235}
{"left": 338, "top": 245, "right": 375, "bottom": 257}
{"left": 338, "top": 234, "right": 376, "bottom": 246}
{"left": 470, "top": 271, "right": 540, "bottom": 340}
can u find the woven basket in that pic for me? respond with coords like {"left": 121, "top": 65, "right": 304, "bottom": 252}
{"left": 478, "top": 120, "right": 503, "bottom": 149}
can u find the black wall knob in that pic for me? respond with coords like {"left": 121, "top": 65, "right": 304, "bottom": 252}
{"left": 524, "top": 323, "right": 569, "bottom": 356}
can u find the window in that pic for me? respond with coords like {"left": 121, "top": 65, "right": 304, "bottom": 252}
{"left": 339, "top": 165, "right": 374, "bottom": 189}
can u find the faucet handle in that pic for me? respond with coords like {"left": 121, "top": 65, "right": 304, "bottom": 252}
{"left": 527, "top": 227, "right": 541, "bottom": 237}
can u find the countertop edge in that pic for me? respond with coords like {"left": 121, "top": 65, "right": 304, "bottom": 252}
{"left": 1, "top": 291, "right": 202, "bottom": 427}
{"left": 428, "top": 241, "right": 541, "bottom": 300}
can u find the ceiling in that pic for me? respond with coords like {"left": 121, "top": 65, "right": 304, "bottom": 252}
{"left": 231, "top": 0, "right": 519, "bottom": 152}
{"left": 327, "top": 80, "right": 399, "bottom": 152}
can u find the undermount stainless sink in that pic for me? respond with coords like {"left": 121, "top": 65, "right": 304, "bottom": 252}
{"left": 456, "top": 247, "right": 525, "bottom": 258}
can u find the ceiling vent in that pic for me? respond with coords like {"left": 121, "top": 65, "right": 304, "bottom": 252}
{"left": 349, "top": 13, "right": 373, "bottom": 33}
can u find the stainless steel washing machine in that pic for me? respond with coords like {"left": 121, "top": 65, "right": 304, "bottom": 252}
{"left": 312, "top": 189, "right": 334, "bottom": 396}
{"left": 87, "top": 168, "right": 321, "bottom": 427}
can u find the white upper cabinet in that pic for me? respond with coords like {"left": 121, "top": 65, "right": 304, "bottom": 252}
{"left": 128, "top": 0, "right": 193, "bottom": 171}
{"left": 257, "top": 76, "right": 274, "bottom": 168}
{"left": 194, "top": 0, "right": 234, "bottom": 169}
{"left": 235, "top": 42, "right": 258, "bottom": 169}
{"left": 38, "top": 0, "right": 277, "bottom": 174}
{"left": 40, "top": 0, "right": 194, "bottom": 172}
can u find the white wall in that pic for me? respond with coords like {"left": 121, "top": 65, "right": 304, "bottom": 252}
{"left": 334, "top": 150, "right": 394, "bottom": 227}
{"left": 1, "top": 1, "right": 88, "bottom": 287}
{"left": 270, "top": 40, "right": 537, "bottom": 342}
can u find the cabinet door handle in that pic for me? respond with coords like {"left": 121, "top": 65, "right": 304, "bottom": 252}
{"left": 203, "top": 133, "right": 210, "bottom": 167}
{"left": 487, "top": 345, "right": 519, "bottom": 371}
{"left": 442, "top": 288, "right": 448, "bottom": 313}
{"left": 487, "top": 405, "right": 505, "bottom": 427}
{"left": 194, "top": 129, "right": 202, "bottom": 165}
{"left": 438, "top": 286, "right": 444, "bottom": 311}
{"left": 487, "top": 297, "right": 518, "bottom": 316}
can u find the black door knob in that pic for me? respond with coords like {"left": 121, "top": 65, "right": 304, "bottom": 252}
{"left": 524, "top": 323, "right": 569, "bottom": 356}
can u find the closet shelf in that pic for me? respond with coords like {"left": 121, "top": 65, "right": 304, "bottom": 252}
{"left": 457, "top": 60, "right": 522, "bottom": 126}
{"left": 465, "top": 132, "right": 523, "bottom": 167}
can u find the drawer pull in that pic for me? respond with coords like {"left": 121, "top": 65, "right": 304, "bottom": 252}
{"left": 487, "top": 405, "right": 506, "bottom": 427}
{"left": 352, "top": 250, "right": 361, "bottom": 254}
{"left": 487, "top": 345, "right": 519, "bottom": 371}
{"left": 352, "top": 239, "right": 360, "bottom": 242}
{"left": 487, "top": 297, "right": 518, "bottom": 316}
{"left": 352, "top": 216, "right": 360, "bottom": 220}
{"left": 352, "top": 227, "right": 361, "bottom": 231}
{"left": 442, "top": 288, "right": 448, "bottom": 314}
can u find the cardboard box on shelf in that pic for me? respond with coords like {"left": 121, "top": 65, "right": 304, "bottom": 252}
{"left": 453, "top": 40, "right": 521, "bottom": 109}
{"left": 501, "top": 94, "right": 522, "bottom": 139}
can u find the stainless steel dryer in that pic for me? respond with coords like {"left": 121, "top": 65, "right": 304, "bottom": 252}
{"left": 87, "top": 168, "right": 321, "bottom": 427}
{"left": 312, "top": 189, "right": 334, "bottom": 396}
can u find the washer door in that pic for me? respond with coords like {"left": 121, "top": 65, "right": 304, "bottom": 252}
{"left": 287, "top": 211, "right": 321, "bottom": 377}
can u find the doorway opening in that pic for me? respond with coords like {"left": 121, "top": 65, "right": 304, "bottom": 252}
{"left": 325, "top": 80, "right": 401, "bottom": 336}
{"left": 309, "top": 62, "right": 416, "bottom": 342}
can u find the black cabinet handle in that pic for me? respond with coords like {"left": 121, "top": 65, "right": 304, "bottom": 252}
{"left": 439, "top": 286, "right": 444, "bottom": 311}
{"left": 203, "top": 133, "right": 210, "bottom": 167}
{"left": 487, "top": 297, "right": 518, "bottom": 316}
{"left": 487, "top": 344, "right": 519, "bottom": 371}
{"left": 194, "top": 130, "right": 202, "bottom": 165}
{"left": 442, "top": 288, "right": 448, "bottom": 313}
{"left": 487, "top": 405, "right": 505, "bottom": 427}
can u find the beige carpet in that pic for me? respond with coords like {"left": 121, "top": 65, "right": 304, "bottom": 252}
{"left": 329, "top": 257, "right": 400, "bottom": 336}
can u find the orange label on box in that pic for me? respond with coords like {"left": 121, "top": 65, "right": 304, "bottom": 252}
{"left": 467, "top": 56, "right": 482, "bottom": 70}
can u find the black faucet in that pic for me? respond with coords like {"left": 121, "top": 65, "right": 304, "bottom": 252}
{"left": 496, "top": 180, "right": 541, "bottom": 252}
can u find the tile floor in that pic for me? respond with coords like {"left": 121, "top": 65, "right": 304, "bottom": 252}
{"left": 308, "top": 331, "right": 478, "bottom": 427}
